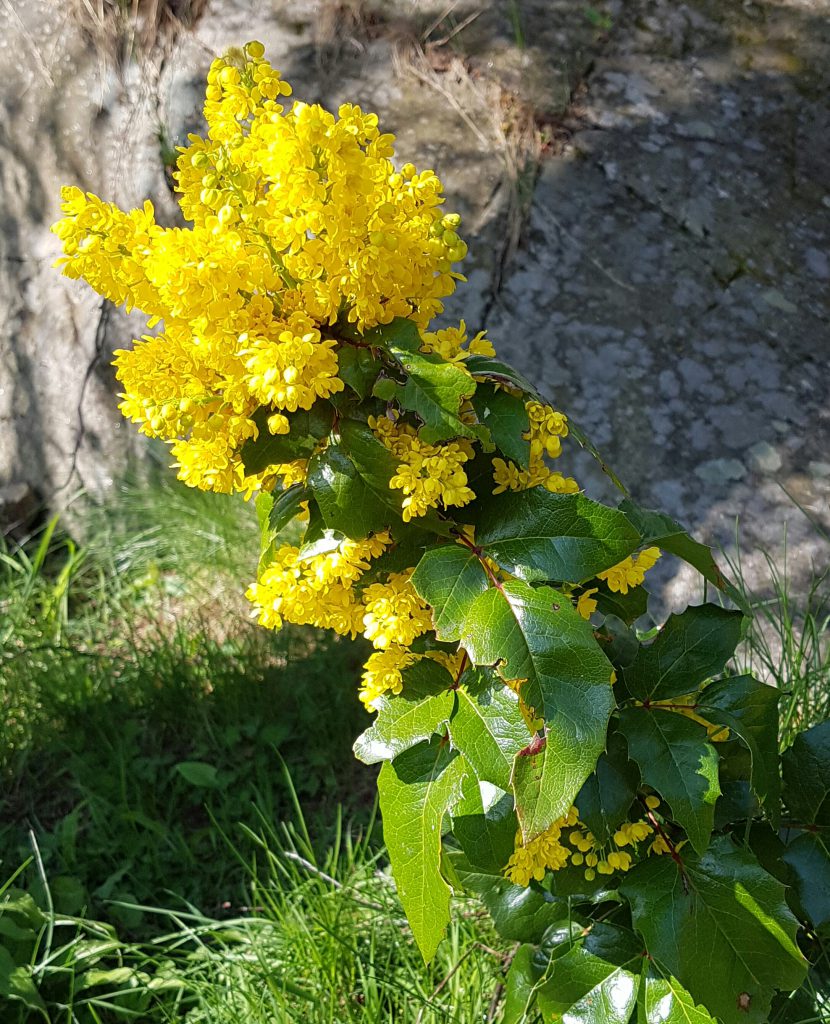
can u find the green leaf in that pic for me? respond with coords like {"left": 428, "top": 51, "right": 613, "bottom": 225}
{"left": 620, "top": 708, "right": 720, "bottom": 854}
{"left": 174, "top": 761, "right": 221, "bottom": 789}
{"left": 782, "top": 720, "right": 830, "bottom": 826}
{"left": 596, "top": 614, "right": 640, "bottom": 668}
{"left": 621, "top": 835, "right": 807, "bottom": 1024}
{"left": 622, "top": 605, "right": 745, "bottom": 703}
{"left": 359, "top": 316, "right": 423, "bottom": 352}
{"left": 594, "top": 581, "right": 649, "bottom": 624}
{"left": 0, "top": 947, "right": 46, "bottom": 1012}
{"left": 470, "top": 383, "right": 531, "bottom": 468}
{"left": 535, "top": 922, "right": 642, "bottom": 1024}
{"left": 446, "top": 850, "right": 567, "bottom": 943}
{"left": 460, "top": 579, "right": 614, "bottom": 838}
{"left": 410, "top": 545, "right": 489, "bottom": 642}
{"left": 448, "top": 668, "right": 531, "bottom": 791}
{"left": 270, "top": 483, "right": 308, "bottom": 534}
{"left": 451, "top": 780, "right": 517, "bottom": 872}
{"left": 782, "top": 832, "right": 830, "bottom": 928}
{"left": 465, "top": 355, "right": 542, "bottom": 399}
{"left": 638, "top": 968, "right": 718, "bottom": 1024}
{"left": 472, "top": 490, "right": 641, "bottom": 585}
{"left": 353, "top": 660, "right": 456, "bottom": 765}
{"left": 337, "top": 419, "right": 408, "bottom": 519}
{"left": 503, "top": 944, "right": 539, "bottom": 1024}
{"left": 308, "top": 442, "right": 392, "bottom": 537}
{"left": 698, "top": 675, "right": 780, "bottom": 817}
{"left": 378, "top": 739, "right": 470, "bottom": 961}
{"left": 337, "top": 345, "right": 380, "bottom": 399}
{"left": 575, "top": 729, "right": 640, "bottom": 844}
{"left": 388, "top": 343, "right": 481, "bottom": 443}
{"left": 619, "top": 501, "right": 748, "bottom": 612}
{"left": 241, "top": 403, "right": 334, "bottom": 474}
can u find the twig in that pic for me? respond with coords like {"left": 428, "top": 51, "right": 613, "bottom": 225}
{"left": 281, "top": 850, "right": 386, "bottom": 913}
{"left": 431, "top": 9, "right": 483, "bottom": 47}
{"left": 415, "top": 945, "right": 478, "bottom": 1024}
{"left": 421, "top": 0, "right": 462, "bottom": 42}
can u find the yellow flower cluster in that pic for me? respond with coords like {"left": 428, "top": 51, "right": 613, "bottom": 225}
{"left": 52, "top": 42, "right": 467, "bottom": 498}
{"left": 597, "top": 547, "right": 662, "bottom": 594}
{"left": 419, "top": 319, "right": 495, "bottom": 363}
{"left": 359, "top": 646, "right": 418, "bottom": 708}
{"left": 504, "top": 796, "right": 671, "bottom": 887}
{"left": 370, "top": 415, "right": 476, "bottom": 521}
{"left": 246, "top": 532, "right": 391, "bottom": 636}
{"left": 492, "top": 401, "right": 578, "bottom": 495}
{"left": 504, "top": 807, "right": 577, "bottom": 886}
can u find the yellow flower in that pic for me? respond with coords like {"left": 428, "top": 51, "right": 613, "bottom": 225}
{"left": 361, "top": 571, "right": 434, "bottom": 649}
{"left": 597, "top": 547, "right": 662, "bottom": 594}
{"left": 576, "top": 588, "right": 598, "bottom": 620}
{"left": 370, "top": 415, "right": 476, "bottom": 520}
{"left": 359, "top": 646, "right": 418, "bottom": 708}
{"left": 491, "top": 401, "right": 578, "bottom": 496}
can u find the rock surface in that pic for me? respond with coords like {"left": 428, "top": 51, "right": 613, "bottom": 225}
{"left": 1, "top": 0, "right": 828, "bottom": 607}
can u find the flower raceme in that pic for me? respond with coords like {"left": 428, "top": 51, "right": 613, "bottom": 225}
{"left": 52, "top": 41, "right": 665, "bottom": 711}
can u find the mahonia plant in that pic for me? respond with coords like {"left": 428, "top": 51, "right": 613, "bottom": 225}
{"left": 53, "top": 42, "right": 830, "bottom": 1024}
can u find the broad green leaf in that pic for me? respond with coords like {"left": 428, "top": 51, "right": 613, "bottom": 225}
{"left": 359, "top": 315, "right": 422, "bottom": 352}
{"left": 619, "top": 501, "right": 748, "bottom": 612}
{"left": 596, "top": 614, "right": 640, "bottom": 668}
{"left": 448, "top": 668, "right": 531, "bottom": 790}
{"left": 470, "top": 383, "right": 531, "bottom": 468}
{"left": 174, "top": 761, "right": 221, "bottom": 789}
{"left": 0, "top": 947, "right": 46, "bottom": 1012}
{"left": 621, "top": 835, "right": 807, "bottom": 1024}
{"left": 353, "top": 660, "right": 455, "bottom": 765}
{"left": 698, "top": 675, "right": 780, "bottom": 817}
{"left": 638, "top": 968, "right": 717, "bottom": 1024}
{"left": 308, "top": 442, "right": 392, "bottom": 537}
{"left": 451, "top": 780, "right": 517, "bottom": 872}
{"left": 503, "top": 944, "right": 539, "bottom": 1024}
{"left": 410, "top": 545, "right": 489, "bottom": 641}
{"left": 594, "top": 581, "right": 649, "bottom": 624}
{"left": 465, "top": 355, "right": 542, "bottom": 399}
{"left": 782, "top": 832, "right": 830, "bottom": 928}
{"left": 473, "top": 490, "right": 641, "bottom": 584}
{"left": 460, "top": 579, "right": 614, "bottom": 838}
{"left": 337, "top": 344, "right": 380, "bottom": 399}
{"left": 338, "top": 420, "right": 403, "bottom": 509}
{"left": 575, "top": 729, "right": 640, "bottom": 844}
{"left": 535, "top": 922, "right": 642, "bottom": 1024}
{"left": 378, "top": 739, "right": 470, "bottom": 961}
{"left": 782, "top": 720, "right": 830, "bottom": 826}
{"left": 622, "top": 605, "right": 745, "bottom": 703}
{"left": 620, "top": 708, "right": 720, "bottom": 854}
{"left": 269, "top": 483, "right": 309, "bottom": 537}
{"left": 241, "top": 403, "right": 334, "bottom": 473}
{"left": 446, "top": 850, "right": 567, "bottom": 943}
{"left": 388, "top": 343, "right": 480, "bottom": 443}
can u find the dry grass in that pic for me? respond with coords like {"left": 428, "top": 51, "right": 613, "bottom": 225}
{"left": 71, "top": 0, "right": 206, "bottom": 64}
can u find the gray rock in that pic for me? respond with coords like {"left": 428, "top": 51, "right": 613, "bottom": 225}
{"left": 694, "top": 459, "right": 747, "bottom": 485}
{"left": 747, "top": 441, "right": 783, "bottom": 475}
{"left": 808, "top": 461, "right": 830, "bottom": 479}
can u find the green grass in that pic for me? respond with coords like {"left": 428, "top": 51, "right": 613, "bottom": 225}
{"left": 726, "top": 537, "right": 830, "bottom": 746}
{"left": 2, "top": 803, "right": 506, "bottom": 1024}
{"left": 1, "top": 470, "right": 376, "bottom": 934}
